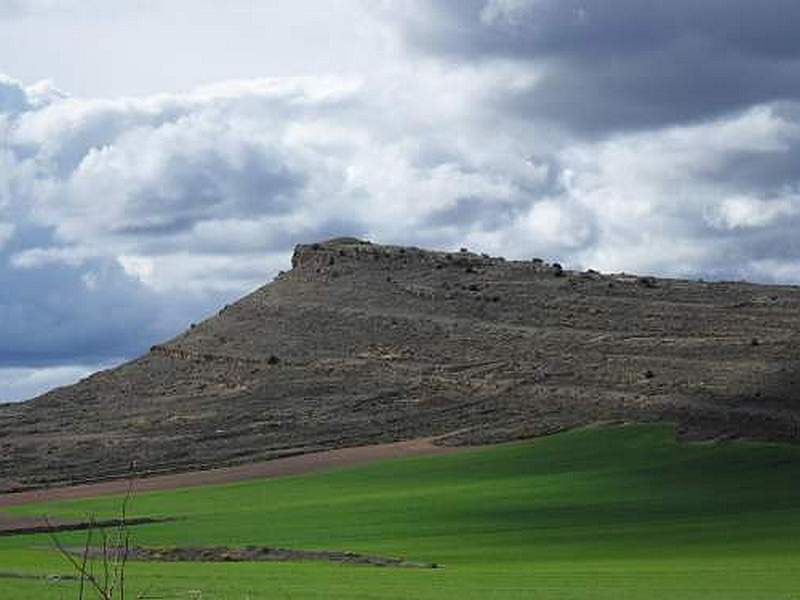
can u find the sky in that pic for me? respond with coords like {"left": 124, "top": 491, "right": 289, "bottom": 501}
{"left": 3, "top": 0, "right": 800, "bottom": 401}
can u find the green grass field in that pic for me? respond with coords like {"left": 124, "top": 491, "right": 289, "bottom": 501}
{"left": 2, "top": 424, "right": 800, "bottom": 599}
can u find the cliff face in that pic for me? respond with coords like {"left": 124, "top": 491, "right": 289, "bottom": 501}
{"left": 3, "top": 237, "right": 800, "bottom": 490}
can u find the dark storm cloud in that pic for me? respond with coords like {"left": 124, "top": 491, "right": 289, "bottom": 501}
{"left": 395, "top": 0, "right": 800, "bottom": 133}
{"left": 0, "top": 245, "right": 166, "bottom": 366}
{"left": 0, "top": 221, "right": 232, "bottom": 375}
{"left": 708, "top": 102, "right": 800, "bottom": 192}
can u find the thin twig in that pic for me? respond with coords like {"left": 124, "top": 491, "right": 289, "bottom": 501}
{"left": 119, "top": 477, "right": 134, "bottom": 600}
{"left": 44, "top": 474, "right": 138, "bottom": 599}
{"left": 44, "top": 515, "right": 111, "bottom": 600}
{"left": 101, "top": 526, "right": 110, "bottom": 594}
{"left": 78, "top": 516, "right": 93, "bottom": 600}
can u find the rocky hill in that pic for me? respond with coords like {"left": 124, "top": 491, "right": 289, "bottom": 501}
{"left": 2, "top": 237, "right": 800, "bottom": 491}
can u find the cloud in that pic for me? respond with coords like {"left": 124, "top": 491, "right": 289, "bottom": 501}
{"left": 705, "top": 195, "right": 800, "bottom": 231}
{"left": 4, "top": 77, "right": 359, "bottom": 289}
{"left": 0, "top": 0, "right": 139, "bottom": 19}
{"left": 0, "top": 73, "right": 65, "bottom": 116}
{"left": 0, "top": 364, "right": 106, "bottom": 403}
{"left": 385, "top": 0, "right": 800, "bottom": 134}
{"left": 0, "top": 222, "right": 13, "bottom": 249}
{"left": 0, "top": 241, "right": 194, "bottom": 365}
{"left": 6, "top": 65, "right": 800, "bottom": 315}
{"left": 0, "top": 74, "right": 30, "bottom": 113}
{"left": 548, "top": 105, "right": 800, "bottom": 279}
{"left": 3, "top": 68, "right": 551, "bottom": 290}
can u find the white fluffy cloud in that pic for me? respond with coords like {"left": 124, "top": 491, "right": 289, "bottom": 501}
{"left": 706, "top": 195, "right": 800, "bottom": 231}
{"left": 3, "top": 67, "right": 554, "bottom": 291}
{"left": 4, "top": 71, "right": 800, "bottom": 356}
{"left": 553, "top": 105, "right": 800, "bottom": 278}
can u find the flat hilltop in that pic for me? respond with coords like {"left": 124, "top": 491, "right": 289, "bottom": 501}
{"left": 2, "top": 237, "right": 800, "bottom": 491}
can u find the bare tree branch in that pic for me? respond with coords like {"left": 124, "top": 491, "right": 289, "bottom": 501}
{"left": 45, "top": 475, "right": 138, "bottom": 599}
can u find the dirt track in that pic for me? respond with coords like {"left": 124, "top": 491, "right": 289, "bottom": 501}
{"left": 0, "top": 438, "right": 460, "bottom": 513}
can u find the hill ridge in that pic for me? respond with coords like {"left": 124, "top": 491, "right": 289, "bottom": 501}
{"left": 2, "top": 238, "right": 800, "bottom": 491}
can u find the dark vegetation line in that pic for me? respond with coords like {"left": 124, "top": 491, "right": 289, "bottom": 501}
{"left": 0, "top": 517, "right": 173, "bottom": 538}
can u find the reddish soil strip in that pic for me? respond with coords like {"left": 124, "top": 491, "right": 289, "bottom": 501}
{"left": 0, "top": 438, "right": 461, "bottom": 512}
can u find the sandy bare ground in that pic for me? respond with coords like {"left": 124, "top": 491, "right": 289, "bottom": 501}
{"left": 0, "top": 438, "right": 460, "bottom": 520}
